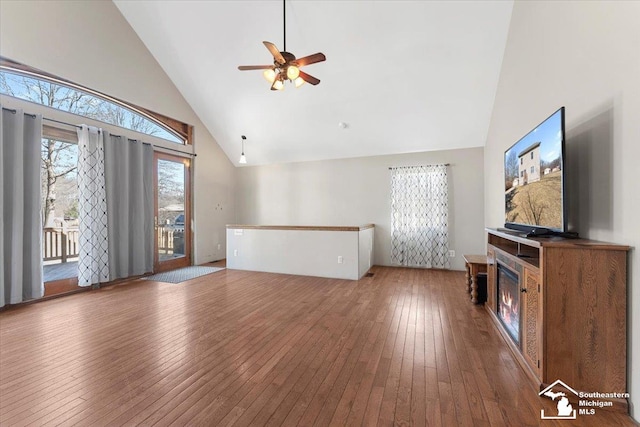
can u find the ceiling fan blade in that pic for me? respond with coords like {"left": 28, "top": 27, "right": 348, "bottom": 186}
{"left": 238, "top": 65, "right": 274, "bottom": 71}
{"left": 294, "top": 53, "right": 326, "bottom": 67}
{"left": 299, "top": 70, "right": 320, "bottom": 85}
{"left": 263, "top": 41, "right": 286, "bottom": 64}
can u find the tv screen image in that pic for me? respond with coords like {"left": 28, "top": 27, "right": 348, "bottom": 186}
{"left": 504, "top": 107, "right": 565, "bottom": 233}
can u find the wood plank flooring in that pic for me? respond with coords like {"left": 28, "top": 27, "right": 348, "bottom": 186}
{"left": 0, "top": 265, "right": 636, "bottom": 426}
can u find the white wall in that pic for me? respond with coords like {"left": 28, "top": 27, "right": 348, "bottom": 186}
{"left": 226, "top": 228, "right": 362, "bottom": 280}
{"left": 236, "top": 147, "right": 485, "bottom": 271}
{"left": 484, "top": 1, "right": 640, "bottom": 418}
{"left": 0, "top": 0, "right": 236, "bottom": 264}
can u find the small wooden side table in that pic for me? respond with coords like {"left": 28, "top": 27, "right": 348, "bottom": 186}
{"left": 463, "top": 254, "right": 487, "bottom": 304}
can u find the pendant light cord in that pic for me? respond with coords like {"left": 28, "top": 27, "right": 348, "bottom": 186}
{"left": 283, "top": 0, "right": 286, "bottom": 52}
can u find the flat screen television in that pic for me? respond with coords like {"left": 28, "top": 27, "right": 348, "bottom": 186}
{"left": 504, "top": 107, "right": 566, "bottom": 236}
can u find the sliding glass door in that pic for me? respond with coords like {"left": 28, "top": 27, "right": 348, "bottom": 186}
{"left": 41, "top": 136, "right": 80, "bottom": 289}
{"left": 154, "top": 153, "right": 191, "bottom": 272}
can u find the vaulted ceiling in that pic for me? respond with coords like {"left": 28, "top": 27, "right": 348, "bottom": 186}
{"left": 114, "top": 0, "right": 513, "bottom": 166}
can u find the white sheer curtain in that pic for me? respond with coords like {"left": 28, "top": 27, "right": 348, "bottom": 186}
{"left": 390, "top": 165, "right": 450, "bottom": 269}
{"left": 77, "top": 126, "right": 109, "bottom": 287}
{"left": 104, "top": 132, "right": 154, "bottom": 280}
{"left": 0, "top": 107, "right": 44, "bottom": 307}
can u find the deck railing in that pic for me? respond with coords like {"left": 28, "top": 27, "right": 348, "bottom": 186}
{"left": 43, "top": 227, "right": 79, "bottom": 263}
{"left": 158, "top": 225, "right": 184, "bottom": 254}
{"left": 43, "top": 226, "right": 183, "bottom": 261}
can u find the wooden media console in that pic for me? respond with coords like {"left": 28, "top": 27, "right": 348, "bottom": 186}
{"left": 485, "top": 228, "right": 630, "bottom": 412}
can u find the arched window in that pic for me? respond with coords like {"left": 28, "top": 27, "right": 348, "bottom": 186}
{"left": 0, "top": 68, "right": 185, "bottom": 144}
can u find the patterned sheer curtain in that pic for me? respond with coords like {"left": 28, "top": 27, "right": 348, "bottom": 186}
{"left": 390, "top": 165, "right": 450, "bottom": 269}
{"left": 77, "top": 126, "right": 110, "bottom": 286}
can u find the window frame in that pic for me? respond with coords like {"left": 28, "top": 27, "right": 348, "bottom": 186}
{"left": 0, "top": 56, "right": 192, "bottom": 146}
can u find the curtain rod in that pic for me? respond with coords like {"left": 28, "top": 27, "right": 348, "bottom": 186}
{"left": 3, "top": 106, "right": 81, "bottom": 128}
{"left": 389, "top": 164, "right": 450, "bottom": 170}
{"left": 2, "top": 106, "right": 196, "bottom": 157}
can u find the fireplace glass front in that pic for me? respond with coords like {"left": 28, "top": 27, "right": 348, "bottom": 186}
{"left": 497, "top": 264, "right": 520, "bottom": 345}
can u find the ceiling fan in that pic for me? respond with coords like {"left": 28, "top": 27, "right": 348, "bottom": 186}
{"left": 238, "top": 0, "right": 326, "bottom": 90}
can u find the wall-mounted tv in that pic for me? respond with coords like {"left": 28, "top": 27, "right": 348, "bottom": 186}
{"left": 504, "top": 107, "right": 566, "bottom": 236}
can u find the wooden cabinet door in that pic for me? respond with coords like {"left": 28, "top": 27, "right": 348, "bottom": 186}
{"left": 521, "top": 267, "right": 543, "bottom": 379}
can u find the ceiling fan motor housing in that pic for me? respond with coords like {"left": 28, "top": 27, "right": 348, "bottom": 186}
{"left": 279, "top": 52, "right": 297, "bottom": 64}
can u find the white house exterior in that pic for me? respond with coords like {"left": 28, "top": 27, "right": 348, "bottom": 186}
{"left": 518, "top": 142, "right": 541, "bottom": 184}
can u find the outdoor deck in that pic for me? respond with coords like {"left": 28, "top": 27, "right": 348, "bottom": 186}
{"left": 43, "top": 261, "right": 78, "bottom": 282}
{"left": 41, "top": 226, "right": 183, "bottom": 283}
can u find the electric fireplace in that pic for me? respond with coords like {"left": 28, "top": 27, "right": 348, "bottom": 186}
{"left": 497, "top": 264, "right": 520, "bottom": 345}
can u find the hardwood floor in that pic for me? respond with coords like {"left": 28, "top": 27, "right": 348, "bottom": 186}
{"left": 0, "top": 265, "right": 636, "bottom": 426}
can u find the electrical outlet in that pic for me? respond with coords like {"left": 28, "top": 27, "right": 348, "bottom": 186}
{"left": 217, "top": 243, "right": 221, "bottom": 251}
{"left": 338, "top": 256, "right": 344, "bottom": 264}
{"left": 233, "top": 249, "right": 238, "bottom": 257}
{"left": 449, "top": 250, "right": 456, "bottom": 258}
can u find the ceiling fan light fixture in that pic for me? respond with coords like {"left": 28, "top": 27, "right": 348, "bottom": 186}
{"left": 286, "top": 65, "right": 300, "bottom": 80}
{"left": 272, "top": 79, "right": 284, "bottom": 91}
{"left": 294, "top": 77, "right": 305, "bottom": 88}
{"left": 263, "top": 69, "right": 276, "bottom": 83}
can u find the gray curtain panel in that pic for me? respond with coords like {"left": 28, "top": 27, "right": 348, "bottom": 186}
{"left": 104, "top": 132, "right": 154, "bottom": 280}
{"left": 390, "top": 165, "right": 450, "bottom": 269}
{"left": 0, "top": 107, "right": 44, "bottom": 307}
